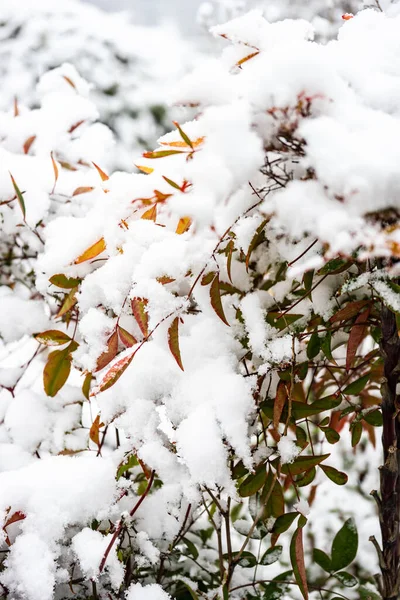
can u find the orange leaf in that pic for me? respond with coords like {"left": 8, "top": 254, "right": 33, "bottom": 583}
{"left": 51, "top": 152, "right": 59, "bottom": 194}
{"left": 23, "top": 135, "right": 36, "bottom": 155}
{"left": 95, "top": 330, "right": 118, "bottom": 372}
{"left": 72, "top": 186, "right": 95, "bottom": 196}
{"left": 89, "top": 414, "right": 104, "bottom": 448}
{"left": 118, "top": 326, "right": 137, "bottom": 348}
{"left": 141, "top": 204, "right": 157, "bottom": 221}
{"left": 92, "top": 162, "right": 109, "bottom": 182}
{"left": 135, "top": 164, "right": 154, "bottom": 174}
{"left": 74, "top": 238, "right": 106, "bottom": 265}
{"left": 63, "top": 75, "right": 76, "bottom": 89}
{"left": 237, "top": 51, "right": 260, "bottom": 67}
{"left": 176, "top": 217, "right": 191, "bottom": 235}
{"left": 210, "top": 274, "right": 229, "bottom": 326}
{"left": 168, "top": 317, "right": 184, "bottom": 371}
{"left": 131, "top": 297, "right": 149, "bottom": 337}
{"left": 92, "top": 348, "right": 136, "bottom": 394}
{"left": 160, "top": 136, "right": 205, "bottom": 149}
{"left": 346, "top": 308, "right": 370, "bottom": 371}
{"left": 13, "top": 97, "right": 19, "bottom": 117}
{"left": 156, "top": 276, "right": 175, "bottom": 285}
{"left": 274, "top": 381, "right": 288, "bottom": 430}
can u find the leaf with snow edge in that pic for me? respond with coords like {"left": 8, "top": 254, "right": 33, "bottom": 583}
{"left": 320, "top": 464, "right": 348, "bottom": 485}
{"left": 343, "top": 374, "right": 369, "bottom": 395}
{"left": 331, "top": 518, "right": 358, "bottom": 572}
{"left": 9, "top": 172, "right": 26, "bottom": 221}
{"left": 89, "top": 414, "right": 104, "bottom": 448}
{"left": 131, "top": 297, "right": 149, "bottom": 337}
{"left": 50, "top": 274, "right": 81, "bottom": 289}
{"left": 210, "top": 274, "right": 229, "bottom": 326}
{"left": 333, "top": 572, "right": 358, "bottom": 587}
{"left": 93, "top": 348, "right": 137, "bottom": 395}
{"left": 346, "top": 308, "right": 370, "bottom": 371}
{"left": 43, "top": 341, "right": 77, "bottom": 397}
{"left": 95, "top": 330, "right": 118, "bottom": 372}
{"left": 176, "top": 217, "right": 192, "bottom": 234}
{"left": 56, "top": 287, "right": 78, "bottom": 318}
{"left": 239, "top": 464, "right": 267, "bottom": 497}
{"left": 23, "top": 135, "right": 36, "bottom": 155}
{"left": 157, "top": 276, "right": 176, "bottom": 285}
{"left": 118, "top": 326, "right": 137, "bottom": 348}
{"left": 313, "top": 549, "right": 332, "bottom": 572}
{"left": 74, "top": 238, "right": 106, "bottom": 264}
{"left": 168, "top": 317, "right": 184, "bottom": 371}
{"left": 72, "top": 186, "right": 95, "bottom": 196}
{"left": 317, "top": 258, "right": 350, "bottom": 275}
{"left": 260, "top": 545, "right": 283, "bottom": 565}
{"left": 274, "top": 381, "right": 287, "bottom": 430}
{"left": 290, "top": 521, "right": 308, "bottom": 600}
{"left": 329, "top": 300, "right": 371, "bottom": 323}
{"left": 92, "top": 161, "right": 109, "bottom": 181}
{"left": 3, "top": 511, "right": 25, "bottom": 546}
{"left": 280, "top": 454, "right": 330, "bottom": 476}
{"left": 34, "top": 330, "right": 72, "bottom": 346}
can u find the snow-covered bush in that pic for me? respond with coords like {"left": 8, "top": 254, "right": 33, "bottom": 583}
{"left": 0, "top": 0, "right": 196, "bottom": 171}
{"left": 2, "top": 4, "right": 400, "bottom": 600}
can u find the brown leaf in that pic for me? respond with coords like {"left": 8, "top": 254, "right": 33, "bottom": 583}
{"left": 131, "top": 298, "right": 149, "bottom": 337}
{"left": 346, "top": 308, "right": 370, "bottom": 371}
{"left": 63, "top": 75, "right": 76, "bottom": 89}
{"left": 89, "top": 414, "right": 104, "bottom": 448}
{"left": 23, "top": 135, "right": 36, "bottom": 155}
{"left": 210, "top": 274, "right": 229, "bottom": 326}
{"left": 51, "top": 152, "right": 59, "bottom": 194}
{"left": 82, "top": 372, "right": 92, "bottom": 400}
{"left": 95, "top": 330, "right": 118, "bottom": 372}
{"left": 274, "top": 381, "right": 288, "bottom": 430}
{"left": 168, "top": 317, "right": 184, "bottom": 371}
{"left": 290, "top": 525, "right": 308, "bottom": 600}
{"left": 74, "top": 238, "right": 106, "bottom": 264}
{"left": 330, "top": 300, "right": 371, "bottom": 323}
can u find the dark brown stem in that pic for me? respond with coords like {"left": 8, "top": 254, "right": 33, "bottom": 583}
{"left": 374, "top": 305, "right": 400, "bottom": 599}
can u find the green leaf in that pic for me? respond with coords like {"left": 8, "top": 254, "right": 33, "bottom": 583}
{"left": 307, "top": 330, "right": 320, "bottom": 360}
{"left": 320, "top": 464, "right": 348, "bottom": 485}
{"left": 281, "top": 454, "right": 330, "bottom": 476}
{"left": 343, "top": 374, "right": 369, "bottom": 395}
{"left": 9, "top": 172, "right": 26, "bottom": 220}
{"left": 262, "top": 571, "right": 293, "bottom": 600}
{"left": 34, "top": 330, "right": 72, "bottom": 346}
{"left": 296, "top": 467, "right": 316, "bottom": 488}
{"left": 333, "top": 571, "right": 358, "bottom": 587}
{"left": 260, "top": 546, "right": 283, "bottom": 565}
{"left": 363, "top": 409, "right": 383, "bottom": 426}
{"left": 321, "top": 331, "right": 333, "bottom": 360}
{"left": 143, "top": 149, "right": 184, "bottom": 159}
{"left": 43, "top": 342, "right": 77, "bottom": 397}
{"left": 272, "top": 512, "right": 298, "bottom": 535}
{"left": 323, "top": 427, "right": 340, "bottom": 445}
{"left": 49, "top": 274, "right": 81, "bottom": 289}
{"left": 318, "top": 258, "right": 349, "bottom": 275}
{"left": 351, "top": 421, "right": 362, "bottom": 447}
{"left": 303, "top": 270, "right": 314, "bottom": 299}
{"left": 237, "top": 551, "right": 257, "bottom": 568}
{"left": 173, "top": 121, "right": 194, "bottom": 149}
{"left": 239, "top": 464, "right": 267, "bottom": 497}
{"left": 358, "top": 586, "right": 381, "bottom": 600}
{"left": 182, "top": 537, "right": 199, "bottom": 560}
{"left": 331, "top": 518, "right": 358, "bottom": 572}
{"left": 313, "top": 548, "right": 332, "bottom": 572}
{"left": 179, "top": 582, "right": 200, "bottom": 600}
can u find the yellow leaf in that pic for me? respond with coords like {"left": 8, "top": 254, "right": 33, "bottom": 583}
{"left": 160, "top": 136, "right": 205, "bottom": 149}
{"left": 141, "top": 205, "right": 157, "bottom": 221}
{"left": 74, "top": 238, "right": 106, "bottom": 265}
{"left": 72, "top": 186, "right": 95, "bottom": 196}
{"left": 237, "top": 51, "right": 260, "bottom": 67}
{"left": 176, "top": 217, "right": 191, "bottom": 235}
{"left": 135, "top": 164, "right": 154, "bottom": 174}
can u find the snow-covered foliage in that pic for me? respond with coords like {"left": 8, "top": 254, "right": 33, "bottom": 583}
{"left": 0, "top": 0, "right": 196, "bottom": 171}
{"left": 2, "top": 4, "right": 400, "bottom": 600}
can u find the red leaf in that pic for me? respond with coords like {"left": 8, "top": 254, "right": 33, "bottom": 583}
{"left": 95, "top": 330, "right": 118, "bottom": 372}
{"left": 118, "top": 326, "right": 137, "bottom": 348}
{"left": 131, "top": 298, "right": 149, "bottom": 337}
{"left": 168, "top": 317, "right": 184, "bottom": 371}
{"left": 330, "top": 300, "right": 371, "bottom": 323}
{"left": 346, "top": 308, "right": 370, "bottom": 371}
{"left": 210, "top": 274, "right": 229, "bottom": 326}
{"left": 274, "top": 381, "right": 288, "bottom": 430}
{"left": 290, "top": 524, "right": 308, "bottom": 600}
{"left": 92, "top": 349, "right": 137, "bottom": 394}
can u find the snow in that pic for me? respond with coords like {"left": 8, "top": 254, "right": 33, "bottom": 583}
{"left": 126, "top": 583, "right": 171, "bottom": 600}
